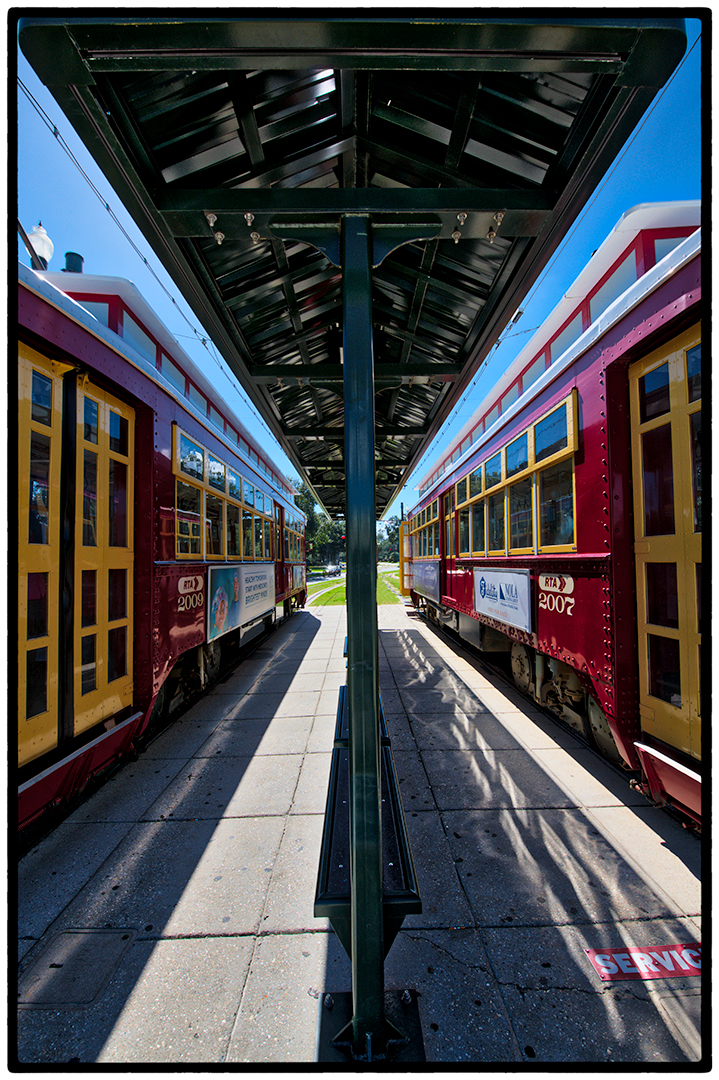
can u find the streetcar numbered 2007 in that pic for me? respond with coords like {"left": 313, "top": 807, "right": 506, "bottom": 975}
{"left": 403, "top": 201, "right": 702, "bottom": 828}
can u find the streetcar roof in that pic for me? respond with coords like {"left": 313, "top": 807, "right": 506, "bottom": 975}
{"left": 415, "top": 201, "right": 701, "bottom": 499}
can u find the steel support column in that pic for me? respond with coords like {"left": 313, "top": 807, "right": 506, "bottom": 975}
{"left": 341, "top": 214, "right": 384, "bottom": 1057}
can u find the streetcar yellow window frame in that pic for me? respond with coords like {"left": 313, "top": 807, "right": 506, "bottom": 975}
{"left": 172, "top": 424, "right": 275, "bottom": 562}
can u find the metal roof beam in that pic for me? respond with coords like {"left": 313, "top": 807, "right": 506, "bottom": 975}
{"left": 159, "top": 186, "right": 552, "bottom": 224}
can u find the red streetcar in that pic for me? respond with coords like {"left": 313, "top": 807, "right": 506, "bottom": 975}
{"left": 403, "top": 202, "right": 702, "bottom": 827}
{"left": 18, "top": 256, "right": 307, "bottom": 831}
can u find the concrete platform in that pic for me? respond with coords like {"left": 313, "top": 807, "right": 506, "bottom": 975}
{"left": 15, "top": 604, "right": 702, "bottom": 1065}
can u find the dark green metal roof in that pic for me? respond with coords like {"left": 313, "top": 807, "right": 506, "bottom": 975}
{"left": 19, "top": 14, "right": 686, "bottom": 518}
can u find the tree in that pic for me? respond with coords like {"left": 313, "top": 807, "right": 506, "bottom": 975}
{"left": 376, "top": 516, "right": 401, "bottom": 562}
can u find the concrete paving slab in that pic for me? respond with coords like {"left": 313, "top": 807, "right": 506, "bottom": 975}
{"left": 442, "top": 807, "right": 677, "bottom": 925}
{"left": 384, "top": 928, "right": 519, "bottom": 1063}
{"left": 17, "top": 936, "right": 254, "bottom": 1065}
{"left": 410, "top": 710, "right": 522, "bottom": 752}
{"left": 225, "top": 932, "right": 352, "bottom": 1063}
{"left": 291, "top": 753, "right": 332, "bottom": 815}
{"left": 261, "top": 814, "right": 330, "bottom": 933}
{"left": 492, "top": 706, "right": 587, "bottom": 750}
{"left": 62, "top": 756, "right": 187, "bottom": 824}
{"left": 418, "top": 747, "right": 580, "bottom": 811}
{"left": 18, "top": 821, "right": 137, "bottom": 943}
{"left": 316, "top": 688, "right": 340, "bottom": 716}
{"left": 194, "top": 715, "right": 311, "bottom": 757}
{"left": 532, "top": 746, "right": 649, "bottom": 807}
{"left": 305, "top": 714, "right": 336, "bottom": 754}
{"left": 143, "top": 753, "right": 301, "bottom": 820}
{"left": 400, "top": 810, "right": 474, "bottom": 930}
{"left": 582, "top": 805, "right": 701, "bottom": 917}
{"left": 141, "top": 714, "right": 226, "bottom": 759}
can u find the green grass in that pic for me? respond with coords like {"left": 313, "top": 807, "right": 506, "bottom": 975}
{"left": 308, "top": 572, "right": 403, "bottom": 607}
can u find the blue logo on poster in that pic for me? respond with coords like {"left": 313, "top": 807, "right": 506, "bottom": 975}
{"left": 479, "top": 576, "right": 486, "bottom": 598}
{"left": 500, "top": 582, "right": 518, "bottom": 602}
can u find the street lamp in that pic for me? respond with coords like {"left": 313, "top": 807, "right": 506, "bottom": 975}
{"left": 25, "top": 222, "right": 54, "bottom": 269}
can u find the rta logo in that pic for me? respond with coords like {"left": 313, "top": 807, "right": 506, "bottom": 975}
{"left": 479, "top": 577, "right": 487, "bottom": 598}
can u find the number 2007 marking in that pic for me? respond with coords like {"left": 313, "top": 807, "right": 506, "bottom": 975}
{"left": 539, "top": 592, "right": 575, "bottom": 615}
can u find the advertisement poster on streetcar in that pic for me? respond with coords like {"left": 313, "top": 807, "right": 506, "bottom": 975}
{"left": 207, "top": 564, "right": 275, "bottom": 641}
{"left": 412, "top": 560, "right": 440, "bottom": 604}
{"left": 474, "top": 567, "right": 531, "bottom": 633}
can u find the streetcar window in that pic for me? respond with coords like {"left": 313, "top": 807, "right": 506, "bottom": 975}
{"left": 501, "top": 382, "right": 518, "bottom": 413}
{"left": 162, "top": 353, "right": 186, "bottom": 394}
{"left": 431, "top": 500, "right": 438, "bottom": 519}
{"left": 227, "top": 503, "right": 241, "bottom": 557}
{"left": 83, "top": 449, "right": 98, "bottom": 546}
{"left": 109, "top": 411, "right": 128, "bottom": 455}
{"left": 469, "top": 467, "right": 482, "bottom": 498}
{"left": 244, "top": 481, "right": 255, "bottom": 508}
{"left": 641, "top": 425, "right": 675, "bottom": 535}
{"left": 31, "top": 371, "right": 52, "bottom": 427}
{"left": 648, "top": 634, "right": 681, "bottom": 707}
{"left": 535, "top": 404, "right": 568, "bottom": 462}
{"left": 81, "top": 634, "right": 97, "bottom": 694}
{"left": 488, "top": 492, "right": 505, "bottom": 551}
{"left": 108, "top": 569, "right": 127, "bottom": 621}
{"left": 434, "top": 522, "right": 440, "bottom": 556}
{"left": 485, "top": 404, "right": 498, "bottom": 429}
{"left": 81, "top": 570, "right": 96, "bottom": 628}
{"left": 209, "top": 405, "right": 224, "bottom": 433}
{"left": 539, "top": 462, "right": 574, "bottom": 547}
{"left": 256, "top": 491, "right": 265, "bottom": 515}
{"left": 205, "top": 494, "right": 224, "bottom": 557}
{"left": 550, "top": 312, "right": 582, "bottom": 363}
{"left": 228, "top": 469, "right": 241, "bottom": 501}
{"left": 646, "top": 563, "right": 679, "bottom": 629}
{"left": 179, "top": 434, "right": 204, "bottom": 481}
{"left": 243, "top": 510, "right": 254, "bottom": 557}
{"left": 690, "top": 412, "right": 701, "bottom": 532}
{"left": 208, "top": 455, "right": 225, "bottom": 492}
{"left": 176, "top": 482, "right": 202, "bottom": 555}
{"left": 589, "top": 251, "right": 636, "bottom": 323}
{"left": 122, "top": 311, "right": 156, "bottom": 364}
{"left": 263, "top": 520, "right": 272, "bottom": 560}
{"left": 485, "top": 453, "right": 502, "bottom": 489}
{"left": 639, "top": 363, "right": 670, "bottom": 422}
{"left": 254, "top": 517, "right": 263, "bottom": 560}
{"left": 83, "top": 397, "right": 99, "bottom": 443}
{"left": 459, "top": 508, "right": 470, "bottom": 554}
{"left": 188, "top": 382, "right": 206, "bottom": 414}
{"left": 27, "top": 573, "right": 48, "bottom": 639}
{"left": 29, "top": 432, "right": 50, "bottom": 544}
{"left": 521, "top": 353, "right": 547, "bottom": 393}
{"left": 109, "top": 460, "right": 127, "bottom": 546}
{"left": 509, "top": 477, "right": 533, "bottom": 549}
{"left": 472, "top": 502, "right": 485, "bottom": 552}
{"left": 506, "top": 433, "right": 528, "bottom": 477}
{"left": 26, "top": 647, "right": 47, "bottom": 718}
{"left": 108, "top": 627, "right": 127, "bottom": 682}
{"left": 686, "top": 343, "right": 701, "bottom": 402}
{"left": 457, "top": 478, "right": 468, "bottom": 505}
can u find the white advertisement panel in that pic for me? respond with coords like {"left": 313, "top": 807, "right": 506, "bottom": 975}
{"left": 474, "top": 567, "right": 532, "bottom": 633}
{"left": 208, "top": 564, "right": 276, "bottom": 641}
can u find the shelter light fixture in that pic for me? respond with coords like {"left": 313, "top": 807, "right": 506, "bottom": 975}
{"left": 27, "top": 222, "right": 54, "bottom": 268}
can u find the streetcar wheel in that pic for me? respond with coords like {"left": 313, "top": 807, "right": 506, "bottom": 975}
{"left": 511, "top": 642, "right": 533, "bottom": 693}
{"left": 202, "top": 640, "right": 222, "bottom": 686}
{"left": 587, "top": 697, "right": 624, "bottom": 765}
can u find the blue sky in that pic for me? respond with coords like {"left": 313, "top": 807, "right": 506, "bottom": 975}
{"left": 16, "top": 17, "right": 703, "bottom": 520}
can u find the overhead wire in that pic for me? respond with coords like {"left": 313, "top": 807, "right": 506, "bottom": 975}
{"left": 17, "top": 76, "right": 291, "bottom": 464}
{"left": 401, "top": 30, "right": 701, "bottom": 493}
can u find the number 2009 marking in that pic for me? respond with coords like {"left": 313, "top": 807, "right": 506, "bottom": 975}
{"left": 178, "top": 592, "right": 203, "bottom": 611}
{"left": 539, "top": 592, "right": 575, "bottom": 615}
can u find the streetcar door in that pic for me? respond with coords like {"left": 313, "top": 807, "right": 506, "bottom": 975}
{"left": 74, "top": 380, "right": 136, "bottom": 736}
{"left": 629, "top": 326, "right": 701, "bottom": 763}
{"left": 18, "top": 345, "right": 69, "bottom": 765}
